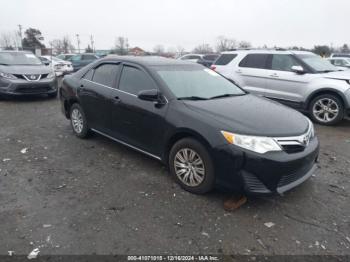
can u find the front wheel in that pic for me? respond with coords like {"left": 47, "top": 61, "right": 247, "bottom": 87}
{"left": 70, "top": 103, "right": 90, "bottom": 138}
{"left": 309, "top": 94, "right": 344, "bottom": 125}
{"left": 169, "top": 138, "right": 215, "bottom": 194}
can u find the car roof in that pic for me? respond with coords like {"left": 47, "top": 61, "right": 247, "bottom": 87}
{"left": 102, "top": 55, "right": 196, "bottom": 66}
{"left": 220, "top": 49, "right": 313, "bottom": 55}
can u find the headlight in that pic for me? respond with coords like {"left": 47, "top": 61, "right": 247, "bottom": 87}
{"left": 47, "top": 72, "right": 55, "bottom": 79}
{"left": 0, "top": 72, "right": 17, "bottom": 80}
{"left": 221, "top": 131, "right": 282, "bottom": 154}
{"left": 308, "top": 119, "right": 315, "bottom": 138}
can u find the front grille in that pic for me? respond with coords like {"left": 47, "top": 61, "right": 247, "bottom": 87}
{"left": 280, "top": 144, "right": 305, "bottom": 153}
{"left": 15, "top": 85, "right": 50, "bottom": 94}
{"left": 13, "top": 74, "right": 42, "bottom": 81}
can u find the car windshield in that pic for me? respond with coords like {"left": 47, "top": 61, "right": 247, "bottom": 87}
{"left": 297, "top": 54, "right": 338, "bottom": 73}
{"left": 153, "top": 65, "right": 245, "bottom": 99}
{"left": 0, "top": 52, "right": 42, "bottom": 65}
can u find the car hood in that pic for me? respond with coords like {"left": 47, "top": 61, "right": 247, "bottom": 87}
{"left": 183, "top": 94, "right": 309, "bottom": 137}
{"left": 322, "top": 70, "right": 350, "bottom": 80}
{"left": 0, "top": 64, "right": 52, "bottom": 74}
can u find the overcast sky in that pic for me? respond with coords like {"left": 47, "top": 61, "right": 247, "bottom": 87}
{"left": 0, "top": 0, "right": 349, "bottom": 51}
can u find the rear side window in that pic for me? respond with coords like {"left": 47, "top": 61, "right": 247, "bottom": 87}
{"left": 239, "top": 54, "right": 269, "bottom": 69}
{"left": 215, "top": 54, "right": 237, "bottom": 65}
{"left": 181, "top": 55, "right": 201, "bottom": 60}
{"left": 92, "top": 64, "right": 119, "bottom": 87}
{"left": 119, "top": 66, "right": 156, "bottom": 95}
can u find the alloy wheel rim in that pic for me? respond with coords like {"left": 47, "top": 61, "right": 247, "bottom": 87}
{"left": 71, "top": 109, "right": 84, "bottom": 133}
{"left": 312, "top": 98, "right": 339, "bottom": 123}
{"left": 174, "top": 148, "right": 205, "bottom": 187}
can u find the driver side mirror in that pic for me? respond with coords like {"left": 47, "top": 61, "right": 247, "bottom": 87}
{"left": 291, "top": 65, "right": 305, "bottom": 74}
{"left": 43, "top": 61, "right": 51, "bottom": 66}
{"left": 138, "top": 89, "right": 167, "bottom": 107}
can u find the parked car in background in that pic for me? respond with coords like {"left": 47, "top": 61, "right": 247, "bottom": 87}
{"left": 212, "top": 49, "right": 350, "bottom": 125}
{"left": 178, "top": 54, "right": 203, "bottom": 63}
{"left": 39, "top": 55, "right": 73, "bottom": 76}
{"left": 68, "top": 53, "right": 99, "bottom": 71}
{"left": 197, "top": 54, "right": 220, "bottom": 67}
{"left": 178, "top": 54, "right": 219, "bottom": 67}
{"left": 328, "top": 57, "right": 350, "bottom": 69}
{"left": 60, "top": 56, "right": 318, "bottom": 195}
{"left": 0, "top": 51, "right": 57, "bottom": 98}
{"left": 57, "top": 53, "right": 76, "bottom": 61}
{"left": 330, "top": 53, "right": 350, "bottom": 58}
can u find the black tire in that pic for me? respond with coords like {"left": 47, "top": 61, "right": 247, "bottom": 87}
{"left": 169, "top": 138, "right": 215, "bottom": 194}
{"left": 69, "top": 103, "right": 90, "bottom": 138}
{"left": 309, "top": 94, "right": 344, "bottom": 125}
{"left": 48, "top": 91, "right": 58, "bottom": 99}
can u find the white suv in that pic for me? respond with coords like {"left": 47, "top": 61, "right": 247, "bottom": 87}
{"left": 212, "top": 50, "right": 350, "bottom": 125}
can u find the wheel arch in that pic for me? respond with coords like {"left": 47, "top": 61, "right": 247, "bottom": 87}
{"left": 64, "top": 97, "right": 80, "bottom": 119}
{"left": 305, "top": 88, "right": 348, "bottom": 110}
{"left": 163, "top": 128, "right": 213, "bottom": 165}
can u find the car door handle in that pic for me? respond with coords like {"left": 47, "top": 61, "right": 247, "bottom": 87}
{"left": 236, "top": 70, "right": 242, "bottom": 74}
{"left": 269, "top": 73, "right": 279, "bottom": 78}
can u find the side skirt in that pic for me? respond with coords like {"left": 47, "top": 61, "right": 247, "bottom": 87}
{"left": 91, "top": 128, "right": 162, "bottom": 161}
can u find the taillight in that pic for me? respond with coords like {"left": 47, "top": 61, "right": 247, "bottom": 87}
{"left": 210, "top": 65, "right": 216, "bottom": 71}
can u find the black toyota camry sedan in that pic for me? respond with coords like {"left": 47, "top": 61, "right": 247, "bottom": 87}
{"left": 60, "top": 56, "right": 319, "bottom": 195}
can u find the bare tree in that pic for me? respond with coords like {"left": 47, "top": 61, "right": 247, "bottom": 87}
{"left": 216, "top": 36, "right": 236, "bottom": 52}
{"left": 192, "top": 43, "right": 213, "bottom": 54}
{"left": 176, "top": 45, "right": 186, "bottom": 57}
{"left": 114, "top": 37, "right": 129, "bottom": 55}
{"left": 238, "top": 40, "right": 252, "bottom": 49}
{"left": 153, "top": 45, "right": 165, "bottom": 55}
{"left": 0, "top": 31, "right": 18, "bottom": 50}
{"left": 49, "top": 36, "right": 75, "bottom": 54}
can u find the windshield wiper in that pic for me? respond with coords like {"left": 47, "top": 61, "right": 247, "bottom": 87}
{"left": 177, "top": 96, "right": 208, "bottom": 101}
{"left": 318, "top": 70, "right": 336, "bottom": 73}
{"left": 0, "top": 63, "right": 9, "bottom": 65}
{"left": 209, "top": 93, "right": 243, "bottom": 99}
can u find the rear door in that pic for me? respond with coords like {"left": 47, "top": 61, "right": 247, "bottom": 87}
{"left": 235, "top": 53, "right": 270, "bottom": 95}
{"left": 264, "top": 54, "right": 312, "bottom": 106}
{"left": 109, "top": 64, "right": 168, "bottom": 156}
{"left": 79, "top": 63, "right": 120, "bottom": 133}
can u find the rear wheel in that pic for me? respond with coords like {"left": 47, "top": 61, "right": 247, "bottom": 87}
{"left": 169, "top": 138, "right": 215, "bottom": 194}
{"left": 309, "top": 94, "right": 344, "bottom": 125}
{"left": 70, "top": 103, "right": 90, "bottom": 138}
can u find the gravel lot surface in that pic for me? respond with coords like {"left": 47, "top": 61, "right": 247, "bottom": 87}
{"left": 0, "top": 95, "right": 349, "bottom": 256}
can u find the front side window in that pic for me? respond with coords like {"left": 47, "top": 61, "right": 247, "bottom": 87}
{"left": 239, "top": 54, "right": 269, "bottom": 69}
{"left": 92, "top": 64, "right": 119, "bottom": 87}
{"left": 153, "top": 65, "right": 245, "bottom": 99}
{"left": 119, "top": 66, "right": 156, "bottom": 95}
{"left": 271, "top": 55, "right": 300, "bottom": 71}
{"left": 82, "top": 69, "right": 94, "bottom": 81}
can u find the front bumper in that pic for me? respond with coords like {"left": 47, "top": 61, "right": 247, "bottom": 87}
{"left": 213, "top": 136, "right": 319, "bottom": 195}
{"left": 0, "top": 77, "right": 57, "bottom": 96}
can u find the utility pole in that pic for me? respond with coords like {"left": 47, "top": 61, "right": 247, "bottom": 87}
{"left": 17, "top": 24, "right": 23, "bottom": 50}
{"left": 90, "top": 35, "right": 94, "bottom": 52}
{"left": 76, "top": 34, "right": 80, "bottom": 53}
